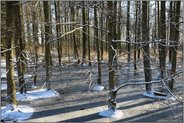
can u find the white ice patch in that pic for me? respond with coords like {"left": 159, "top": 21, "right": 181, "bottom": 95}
{"left": 143, "top": 91, "right": 175, "bottom": 100}
{"left": 99, "top": 109, "right": 123, "bottom": 118}
{"left": 16, "top": 89, "right": 59, "bottom": 101}
{"left": 1, "top": 105, "right": 33, "bottom": 121}
{"left": 92, "top": 84, "right": 104, "bottom": 91}
{"left": 1, "top": 84, "right": 7, "bottom": 91}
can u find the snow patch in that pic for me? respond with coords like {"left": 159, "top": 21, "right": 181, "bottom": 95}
{"left": 143, "top": 91, "right": 175, "bottom": 100}
{"left": 1, "top": 84, "right": 7, "bottom": 91}
{"left": 99, "top": 109, "right": 123, "bottom": 118}
{"left": 24, "top": 74, "right": 32, "bottom": 79}
{"left": 1, "top": 105, "right": 33, "bottom": 121}
{"left": 16, "top": 89, "right": 59, "bottom": 101}
{"left": 92, "top": 84, "right": 104, "bottom": 91}
{"left": 1, "top": 62, "right": 6, "bottom": 68}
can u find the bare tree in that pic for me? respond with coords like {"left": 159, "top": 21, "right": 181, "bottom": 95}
{"left": 126, "top": 1, "right": 131, "bottom": 63}
{"left": 158, "top": 1, "right": 166, "bottom": 79}
{"left": 5, "top": 1, "right": 17, "bottom": 105}
{"left": 54, "top": 1, "right": 62, "bottom": 66}
{"left": 32, "top": 1, "right": 39, "bottom": 86}
{"left": 142, "top": 1, "right": 152, "bottom": 92}
{"left": 14, "top": 1, "right": 26, "bottom": 94}
{"left": 107, "top": 1, "right": 117, "bottom": 111}
{"left": 81, "top": 1, "right": 87, "bottom": 65}
{"left": 94, "top": 1, "right": 102, "bottom": 86}
{"left": 43, "top": 1, "right": 51, "bottom": 90}
{"left": 169, "top": 1, "right": 181, "bottom": 91}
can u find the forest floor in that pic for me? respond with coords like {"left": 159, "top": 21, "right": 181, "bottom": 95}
{"left": 1, "top": 55, "right": 183, "bottom": 122}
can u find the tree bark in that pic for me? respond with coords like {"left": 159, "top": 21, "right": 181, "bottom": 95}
{"left": 142, "top": 1, "right": 152, "bottom": 92}
{"left": 82, "top": 1, "right": 87, "bottom": 65}
{"left": 108, "top": 1, "right": 117, "bottom": 111}
{"left": 126, "top": 1, "right": 131, "bottom": 63}
{"left": 43, "top": 1, "right": 51, "bottom": 90}
{"left": 158, "top": 1, "right": 166, "bottom": 78}
{"left": 14, "top": 1, "right": 26, "bottom": 94}
{"left": 54, "top": 1, "right": 62, "bottom": 66}
{"left": 32, "top": 2, "right": 39, "bottom": 86}
{"left": 169, "top": 1, "right": 181, "bottom": 91}
{"left": 5, "top": 1, "right": 17, "bottom": 105}
{"left": 94, "top": 2, "right": 102, "bottom": 85}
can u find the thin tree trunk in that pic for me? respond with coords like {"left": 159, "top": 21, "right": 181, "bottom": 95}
{"left": 5, "top": 1, "right": 17, "bottom": 105}
{"left": 158, "top": 1, "right": 166, "bottom": 79}
{"left": 137, "top": 1, "right": 141, "bottom": 59}
{"left": 100, "top": 3, "right": 104, "bottom": 61}
{"left": 43, "top": 1, "right": 51, "bottom": 90}
{"left": 70, "top": 2, "right": 80, "bottom": 64}
{"left": 142, "top": 1, "right": 152, "bottom": 92}
{"left": 169, "top": 1, "right": 181, "bottom": 91}
{"left": 87, "top": 7, "right": 91, "bottom": 66}
{"left": 94, "top": 2, "right": 102, "bottom": 85}
{"left": 32, "top": 2, "right": 39, "bottom": 86}
{"left": 169, "top": 1, "right": 174, "bottom": 63}
{"left": 54, "top": 1, "right": 62, "bottom": 66}
{"left": 108, "top": 1, "right": 117, "bottom": 111}
{"left": 82, "top": 1, "right": 87, "bottom": 65}
{"left": 134, "top": 2, "right": 138, "bottom": 70}
{"left": 126, "top": 1, "right": 131, "bottom": 63}
{"left": 14, "top": 1, "right": 26, "bottom": 94}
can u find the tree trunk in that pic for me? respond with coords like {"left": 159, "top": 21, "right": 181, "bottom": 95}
{"left": 14, "top": 1, "right": 26, "bottom": 94}
{"left": 94, "top": 2, "right": 102, "bottom": 85}
{"left": 137, "top": 1, "right": 141, "bottom": 59}
{"left": 169, "top": 1, "right": 174, "bottom": 63}
{"left": 32, "top": 2, "right": 39, "bottom": 86}
{"left": 142, "top": 1, "right": 152, "bottom": 92}
{"left": 100, "top": 3, "right": 104, "bottom": 61}
{"left": 169, "top": 1, "right": 181, "bottom": 91}
{"left": 134, "top": 2, "right": 138, "bottom": 70}
{"left": 54, "top": 1, "right": 62, "bottom": 66}
{"left": 158, "top": 1, "right": 166, "bottom": 79}
{"left": 82, "top": 1, "right": 87, "bottom": 65}
{"left": 126, "top": 1, "right": 131, "bottom": 63}
{"left": 117, "top": 1, "right": 122, "bottom": 54}
{"left": 87, "top": 7, "right": 91, "bottom": 66}
{"left": 108, "top": 1, "right": 117, "bottom": 111}
{"left": 5, "top": 1, "right": 17, "bottom": 105}
{"left": 43, "top": 1, "right": 51, "bottom": 90}
{"left": 70, "top": 2, "right": 80, "bottom": 64}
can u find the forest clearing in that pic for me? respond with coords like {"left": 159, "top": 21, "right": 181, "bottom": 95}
{"left": 1, "top": 1, "right": 183, "bottom": 122}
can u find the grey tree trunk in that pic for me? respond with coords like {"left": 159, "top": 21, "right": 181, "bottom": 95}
{"left": 54, "top": 1, "right": 62, "bottom": 66}
{"left": 94, "top": 2, "right": 102, "bottom": 85}
{"left": 158, "top": 1, "right": 166, "bottom": 79}
{"left": 32, "top": 2, "right": 39, "bottom": 86}
{"left": 43, "top": 1, "right": 51, "bottom": 90}
{"left": 82, "top": 1, "right": 87, "bottom": 65}
{"left": 169, "top": 1, "right": 181, "bottom": 91}
{"left": 142, "top": 1, "right": 152, "bottom": 92}
{"left": 126, "top": 1, "right": 131, "bottom": 63}
{"left": 107, "top": 1, "right": 117, "bottom": 111}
